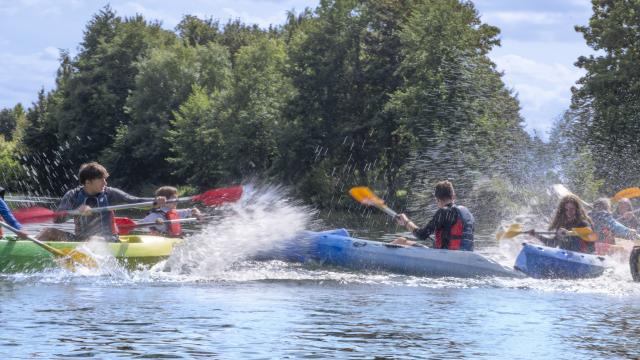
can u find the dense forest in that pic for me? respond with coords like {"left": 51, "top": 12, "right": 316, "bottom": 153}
{"left": 0, "top": 0, "right": 636, "bottom": 223}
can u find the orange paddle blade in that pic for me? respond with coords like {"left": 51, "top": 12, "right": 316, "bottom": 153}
{"left": 612, "top": 187, "right": 640, "bottom": 202}
{"left": 349, "top": 187, "right": 386, "bottom": 207}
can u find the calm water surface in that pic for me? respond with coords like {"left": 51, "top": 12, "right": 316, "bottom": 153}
{"left": 2, "top": 189, "right": 640, "bottom": 359}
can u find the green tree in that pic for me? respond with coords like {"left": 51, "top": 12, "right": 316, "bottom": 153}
{"left": 176, "top": 15, "right": 220, "bottom": 46}
{"left": 387, "top": 0, "right": 526, "bottom": 205}
{"left": 225, "top": 37, "right": 295, "bottom": 179}
{"left": 0, "top": 108, "right": 17, "bottom": 141}
{"left": 55, "top": 7, "right": 175, "bottom": 175}
{"left": 103, "top": 42, "right": 232, "bottom": 189}
{"left": 571, "top": 0, "right": 640, "bottom": 192}
{"left": 167, "top": 86, "right": 229, "bottom": 187}
{"left": 0, "top": 138, "right": 25, "bottom": 190}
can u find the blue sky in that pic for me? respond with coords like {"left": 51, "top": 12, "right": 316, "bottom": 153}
{"left": 0, "top": 0, "right": 594, "bottom": 138}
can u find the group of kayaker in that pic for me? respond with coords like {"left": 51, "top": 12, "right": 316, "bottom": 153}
{"left": 384, "top": 179, "right": 639, "bottom": 256}
{"left": 0, "top": 162, "right": 201, "bottom": 242}
{"left": 528, "top": 195, "right": 639, "bottom": 255}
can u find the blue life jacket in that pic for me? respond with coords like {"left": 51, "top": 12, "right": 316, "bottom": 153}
{"left": 74, "top": 188, "right": 115, "bottom": 239}
{"left": 456, "top": 205, "right": 475, "bottom": 251}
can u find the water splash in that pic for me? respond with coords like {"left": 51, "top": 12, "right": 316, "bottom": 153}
{"left": 159, "top": 184, "right": 317, "bottom": 278}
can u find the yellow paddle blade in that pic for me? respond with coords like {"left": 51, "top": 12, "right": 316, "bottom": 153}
{"left": 349, "top": 186, "right": 386, "bottom": 207}
{"left": 59, "top": 248, "right": 99, "bottom": 269}
{"left": 568, "top": 227, "right": 598, "bottom": 242}
{"left": 496, "top": 224, "right": 523, "bottom": 240}
{"left": 612, "top": 187, "right": 640, "bottom": 202}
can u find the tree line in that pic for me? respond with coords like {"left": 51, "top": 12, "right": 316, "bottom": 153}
{"left": 5, "top": 0, "right": 625, "bottom": 223}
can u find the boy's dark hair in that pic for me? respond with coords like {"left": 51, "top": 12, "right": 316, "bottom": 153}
{"left": 155, "top": 186, "right": 178, "bottom": 199}
{"left": 434, "top": 180, "right": 454, "bottom": 200}
{"left": 78, "top": 162, "right": 109, "bottom": 185}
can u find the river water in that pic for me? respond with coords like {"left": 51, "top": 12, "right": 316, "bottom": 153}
{"left": 1, "top": 186, "right": 640, "bottom": 359}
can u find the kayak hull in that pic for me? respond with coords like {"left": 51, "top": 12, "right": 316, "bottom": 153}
{"left": 258, "top": 229, "right": 524, "bottom": 278}
{"left": 514, "top": 243, "right": 605, "bottom": 279}
{"left": 0, "top": 235, "right": 180, "bottom": 273}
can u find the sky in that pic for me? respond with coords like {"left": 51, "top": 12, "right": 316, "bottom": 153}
{"left": 0, "top": 0, "right": 594, "bottom": 139}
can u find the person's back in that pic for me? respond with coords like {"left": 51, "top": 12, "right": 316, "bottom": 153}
{"left": 454, "top": 205, "right": 474, "bottom": 251}
{"left": 395, "top": 180, "right": 474, "bottom": 251}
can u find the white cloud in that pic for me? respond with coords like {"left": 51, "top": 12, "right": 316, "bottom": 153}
{"left": 494, "top": 54, "right": 582, "bottom": 88}
{"left": 566, "top": 0, "right": 593, "bottom": 9}
{"left": 491, "top": 53, "right": 586, "bottom": 136}
{"left": 1, "top": 0, "right": 82, "bottom": 16}
{"left": 221, "top": 7, "right": 289, "bottom": 28}
{"left": 0, "top": 49, "right": 59, "bottom": 108}
{"left": 114, "top": 2, "right": 182, "bottom": 27}
{"left": 482, "top": 11, "right": 565, "bottom": 25}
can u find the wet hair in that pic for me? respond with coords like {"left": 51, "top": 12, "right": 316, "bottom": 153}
{"left": 434, "top": 180, "right": 454, "bottom": 200}
{"left": 155, "top": 186, "right": 178, "bottom": 199}
{"left": 549, "top": 195, "right": 592, "bottom": 230}
{"left": 592, "top": 197, "right": 611, "bottom": 212}
{"left": 78, "top": 162, "right": 109, "bottom": 185}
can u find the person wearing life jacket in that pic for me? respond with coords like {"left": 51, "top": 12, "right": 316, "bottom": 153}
{"left": 37, "top": 162, "right": 165, "bottom": 242}
{"left": 615, "top": 197, "right": 639, "bottom": 230}
{"left": 588, "top": 197, "right": 638, "bottom": 255}
{"left": 527, "top": 195, "right": 596, "bottom": 254}
{"left": 392, "top": 180, "right": 474, "bottom": 251}
{"left": 141, "top": 186, "right": 202, "bottom": 237}
{"left": 0, "top": 186, "right": 29, "bottom": 239}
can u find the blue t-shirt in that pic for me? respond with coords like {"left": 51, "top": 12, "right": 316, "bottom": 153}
{"left": 0, "top": 197, "right": 22, "bottom": 230}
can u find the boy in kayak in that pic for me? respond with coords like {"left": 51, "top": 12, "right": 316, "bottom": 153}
{"left": 615, "top": 197, "right": 639, "bottom": 230}
{"left": 37, "top": 162, "right": 165, "bottom": 242}
{"left": 141, "top": 186, "right": 202, "bottom": 237}
{"left": 393, "top": 180, "right": 475, "bottom": 251}
{"left": 0, "top": 186, "right": 29, "bottom": 238}
{"left": 527, "top": 195, "right": 596, "bottom": 254}
{"left": 589, "top": 197, "right": 638, "bottom": 255}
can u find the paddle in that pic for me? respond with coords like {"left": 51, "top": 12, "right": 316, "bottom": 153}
{"left": 13, "top": 185, "right": 243, "bottom": 224}
{"left": 496, "top": 223, "right": 598, "bottom": 242}
{"left": 554, "top": 184, "right": 640, "bottom": 205}
{"left": 551, "top": 184, "right": 592, "bottom": 208}
{"left": 0, "top": 221, "right": 97, "bottom": 270}
{"left": 5, "top": 196, "right": 59, "bottom": 204}
{"left": 115, "top": 217, "right": 200, "bottom": 235}
{"left": 612, "top": 187, "right": 640, "bottom": 202}
{"left": 348, "top": 186, "right": 398, "bottom": 218}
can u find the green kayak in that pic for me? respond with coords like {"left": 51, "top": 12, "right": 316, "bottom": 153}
{"left": 0, "top": 235, "right": 180, "bottom": 273}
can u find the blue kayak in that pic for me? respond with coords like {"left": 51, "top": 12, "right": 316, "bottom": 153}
{"left": 514, "top": 243, "right": 606, "bottom": 279}
{"left": 257, "top": 229, "right": 524, "bottom": 278}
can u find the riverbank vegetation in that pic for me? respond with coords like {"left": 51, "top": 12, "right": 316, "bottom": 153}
{"left": 0, "top": 0, "right": 633, "bottom": 225}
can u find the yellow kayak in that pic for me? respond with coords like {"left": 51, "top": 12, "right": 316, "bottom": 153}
{"left": 0, "top": 235, "right": 180, "bottom": 273}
